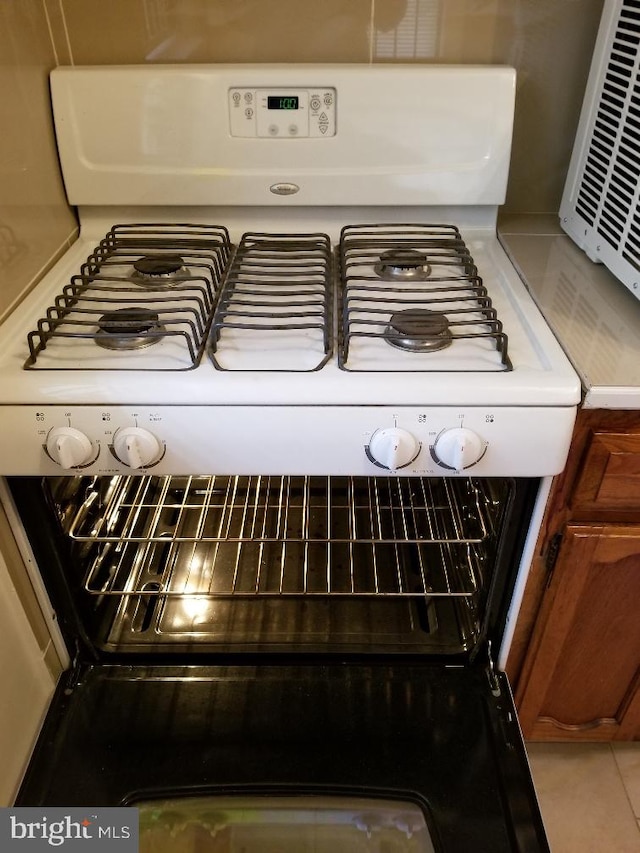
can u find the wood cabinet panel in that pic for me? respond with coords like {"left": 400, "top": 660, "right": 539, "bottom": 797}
{"left": 572, "top": 432, "right": 640, "bottom": 518}
{"left": 510, "top": 399, "right": 640, "bottom": 741}
{"left": 516, "top": 525, "right": 640, "bottom": 740}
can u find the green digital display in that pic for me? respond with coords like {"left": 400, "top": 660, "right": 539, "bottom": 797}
{"left": 268, "top": 96, "right": 299, "bottom": 110}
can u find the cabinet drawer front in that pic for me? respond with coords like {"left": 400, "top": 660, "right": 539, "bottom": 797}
{"left": 573, "top": 432, "right": 640, "bottom": 517}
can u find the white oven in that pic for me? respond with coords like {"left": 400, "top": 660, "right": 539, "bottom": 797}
{"left": 0, "top": 65, "right": 580, "bottom": 852}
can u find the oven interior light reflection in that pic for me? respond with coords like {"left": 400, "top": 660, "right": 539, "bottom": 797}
{"left": 137, "top": 796, "right": 435, "bottom": 852}
{"left": 180, "top": 596, "right": 211, "bottom": 623}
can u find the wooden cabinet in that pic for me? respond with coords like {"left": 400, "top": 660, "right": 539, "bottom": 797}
{"left": 572, "top": 430, "right": 640, "bottom": 519}
{"left": 510, "top": 409, "right": 640, "bottom": 741}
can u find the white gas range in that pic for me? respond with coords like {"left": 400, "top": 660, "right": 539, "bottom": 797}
{"left": 2, "top": 67, "right": 582, "bottom": 843}
{"left": 0, "top": 64, "right": 580, "bottom": 478}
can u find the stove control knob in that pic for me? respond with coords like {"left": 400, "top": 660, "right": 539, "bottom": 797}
{"left": 112, "top": 427, "right": 162, "bottom": 469}
{"left": 431, "top": 428, "right": 486, "bottom": 471}
{"left": 366, "top": 428, "right": 420, "bottom": 470}
{"left": 45, "top": 427, "right": 95, "bottom": 469}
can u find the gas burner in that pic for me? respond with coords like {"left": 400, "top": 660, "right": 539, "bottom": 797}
{"left": 384, "top": 308, "right": 453, "bottom": 353}
{"left": 95, "top": 307, "right": 166, "bottom": 351}
{"left": 132, "top": 254, "right": 187, "bottom": 287}
{"left": 374, "top": 249, "right": 431, "bottom": 281}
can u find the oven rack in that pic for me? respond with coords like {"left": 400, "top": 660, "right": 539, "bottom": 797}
{"left": 209, "top": 232, "right": 332, "bottom": 371}
{"left": 338, "top": 224, "right": 511, "bottom": 371}
{"left": 69, "top": 475, "right": 499, "bottom": 599}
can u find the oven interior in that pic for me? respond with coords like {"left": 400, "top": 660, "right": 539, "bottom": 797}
{"left": 12, "top": 474, "right": 532, "bottom": 659}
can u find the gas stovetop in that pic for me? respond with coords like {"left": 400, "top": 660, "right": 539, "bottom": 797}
{"left": 0, "top": 212, "right": 577, "bottom": 405}
{"left": 23, "top": 222, "right": 515, "bottom": 376}
{"left": 0, "top": 64, "right": 581, "bottom": 477}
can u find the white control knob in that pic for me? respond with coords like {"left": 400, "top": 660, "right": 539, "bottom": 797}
{"left": 366, "top": 428, "right": 420, "bottom": 470}
{"left": 46, "top": 427, "right": 95, "bottom": 469}
{"left": 112, "top": 427, "right": 162, "bottom": 469}
{"left": 432, "top": 428, "right": 486, "bottom": 471}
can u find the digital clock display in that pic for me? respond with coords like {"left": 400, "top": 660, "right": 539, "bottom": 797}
{"left": 267, "top": 96, "right": 299, "bottom": 110}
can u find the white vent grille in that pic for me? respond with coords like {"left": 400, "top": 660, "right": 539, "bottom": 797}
{"left": 560, "top": 0, "right": 640, "bottom": 300}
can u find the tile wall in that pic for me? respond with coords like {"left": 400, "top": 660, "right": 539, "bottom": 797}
{"left": 0, "top": 0, "right": 78, "bottom": 322}
{"left": 2, "top": 0, "right": 605, "bottom": 317}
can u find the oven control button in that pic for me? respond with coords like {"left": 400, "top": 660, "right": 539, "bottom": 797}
{"left": 366, "top": 428, "right": 420, "bottom": 470}
{"left": 431, "top": 428, "right": 486, "bottom": 471}
{"left": 112, "top": 427, "right": 162, "bottom": 469}
{"left": 45, "top": 427, "right": 96, "bottom": 469}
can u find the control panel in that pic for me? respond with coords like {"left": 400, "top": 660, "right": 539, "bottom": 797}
{"left": 0, "top": 405, "right": 576, "bottom": 477}
{"left": 229, "top": 87, "right": 336, "bottom": 138}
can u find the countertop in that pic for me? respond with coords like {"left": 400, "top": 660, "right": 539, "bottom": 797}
{"left": 498, "top": 214, "right": 640, "bottom": 409}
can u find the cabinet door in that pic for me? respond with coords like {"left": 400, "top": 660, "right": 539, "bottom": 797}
{"left": 516, "top": 525, "right": 640, "bottom": 741}
{"left": 572, "top": 432, "right": 640, "bottom": 521}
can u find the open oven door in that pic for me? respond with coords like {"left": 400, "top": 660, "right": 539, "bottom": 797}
{"left": 16, "top": 660, "right": 548, "bottom": 852}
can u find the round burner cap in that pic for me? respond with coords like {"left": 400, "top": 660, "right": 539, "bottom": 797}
{"left": 95, "top": 307, "right": 165, "bottom": 351}
{"left": 133, "top": 255, "right": 185, "bottom": 277}
{"left": 375, "top": 248, "right": 431, "bottom": 281}
{"left": 385, "top": 308, "right": 453, "bottom": 352}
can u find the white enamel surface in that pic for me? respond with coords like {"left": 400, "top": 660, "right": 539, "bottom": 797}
{"left": 211, "top": 255, "right": 329, "bottom": 371}
{"left": 0, "top": 224, "right": 581, "bottom": 409}
{"left": 498, "top": 475, "right": 554, "bottom": 670}
{"left": 0, "top": 404, "right": 576, "bottom": 477}
{"left": 0, "top": 66, "right": 581, "bottom": 476}
{"left": 212, "top": 325, "right": 328, "bottom": 371}
{"left": 0, "top": 217, "right": 581, "bottom": 475}
{"left": 50, "top": 65, "right": 515, "bottom": 207}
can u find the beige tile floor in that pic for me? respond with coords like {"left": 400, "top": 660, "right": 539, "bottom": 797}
{"left": 526, "top": 742, "right": 640, "bottom": 852}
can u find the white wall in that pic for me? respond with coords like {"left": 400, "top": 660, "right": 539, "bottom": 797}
{"left": 0, "top": 541, "right": 60, "bottom": 804}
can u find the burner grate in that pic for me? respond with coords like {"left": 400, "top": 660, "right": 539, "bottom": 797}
{"left": 209, "top": 232, "right": 332, "bottom": 372}
{"left": 97, "top": 223, "right": 231, "bottom": 282}
{"left": 339, "top": 224, "right": 511, "bottom": 372}
{"left": 25, "top": 224, "right": 231, "bottom": 370}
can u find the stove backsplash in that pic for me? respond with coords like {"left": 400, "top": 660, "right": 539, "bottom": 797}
{"left": 2, "top": 0, "right": 603, "bottom": 324}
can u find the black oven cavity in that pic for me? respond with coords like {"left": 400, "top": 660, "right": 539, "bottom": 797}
{"left": 9, "top": 474, "right": 535, "bottom": 660}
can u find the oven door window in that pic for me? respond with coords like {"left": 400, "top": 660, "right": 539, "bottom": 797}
{"left": 136, "top": 795, "right": 435, "bottom": 852}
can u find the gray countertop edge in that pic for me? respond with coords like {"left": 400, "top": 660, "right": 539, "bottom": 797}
{"left": 498, "top": 214, "right": 640, "bottom": 411}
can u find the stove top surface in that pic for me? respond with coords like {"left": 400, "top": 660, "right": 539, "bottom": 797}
{"left": 0, "top": 213, "right": 580, "bottom": 408}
